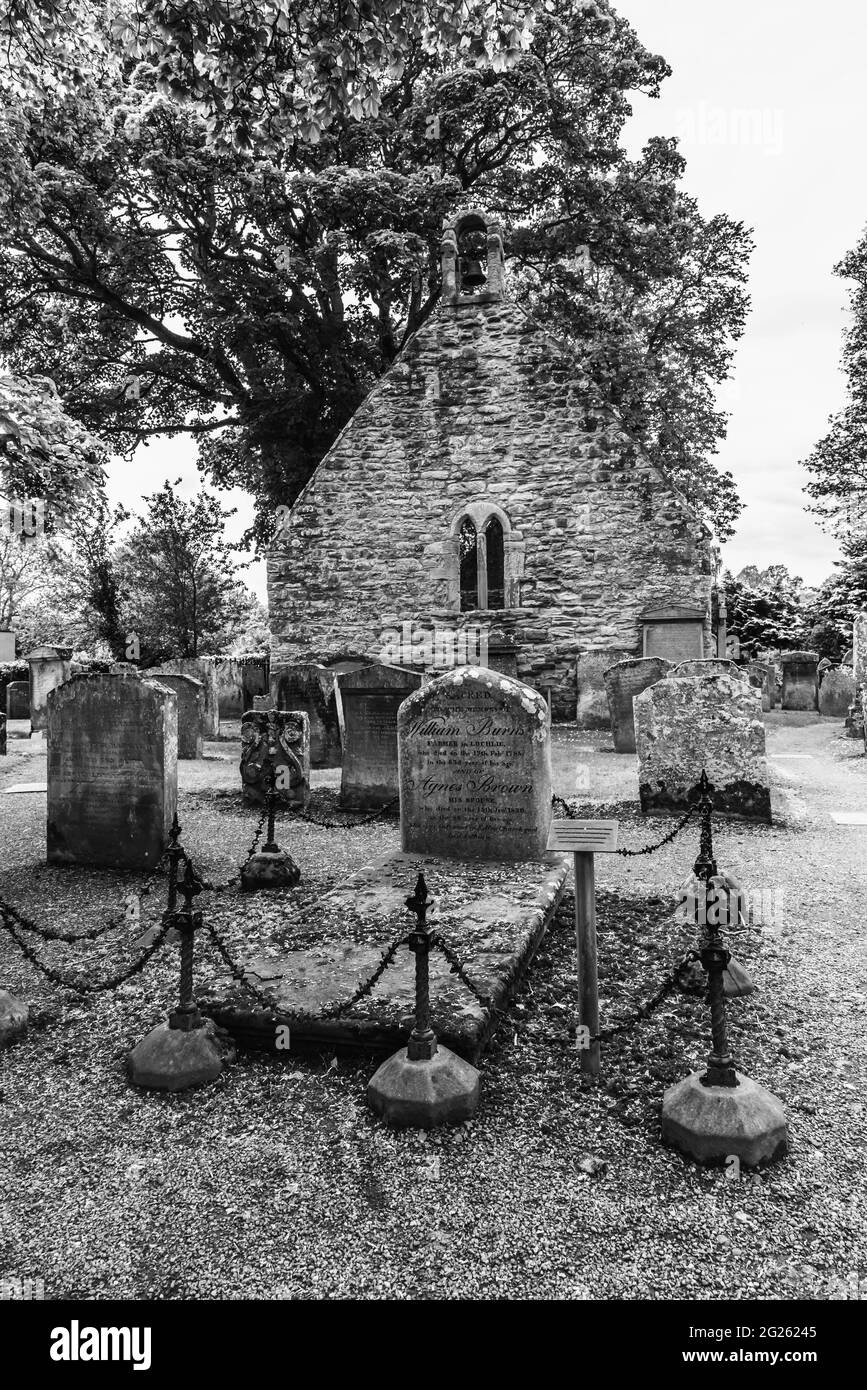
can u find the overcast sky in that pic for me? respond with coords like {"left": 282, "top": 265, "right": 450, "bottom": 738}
{"left": 115, "top": 0, "right": 865, "bottom": 597}
{"left": 616, "top": 0, "right": 865, "bottom": 587}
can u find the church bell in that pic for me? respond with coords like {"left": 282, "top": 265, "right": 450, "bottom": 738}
{"left": 460, "top": 256, "right": 486, "bottom": 288}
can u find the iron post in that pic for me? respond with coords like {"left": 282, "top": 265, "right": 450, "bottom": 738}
{"left": 405, "top": 872, "right": 437, "bottom": 1062}
{"left": 694, "top": 771, "right": 738, "bottom": 1088}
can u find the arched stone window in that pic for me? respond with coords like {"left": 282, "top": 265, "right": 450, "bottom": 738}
{"left": 444, "top": 502, "right": 525, "bottom": 613}
{"left": 459, "top": 517, "right": 479, "bottom": 611}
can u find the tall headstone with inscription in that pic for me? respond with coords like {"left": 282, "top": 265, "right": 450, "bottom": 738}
{"left": 147, "top": 673, "right": 204, "bottom": 758}
{"left": 240, "top": 710, "right": 310, "bottom": 808}
{"left": 780, "top": 651, "right": 819, "bottom": 712}
{"left": 47, "top": 673, "right": 177, "bottom": 868}
{"left": 337, "top": 664, "right": 422, "bottom": 809}
{"left": 399, "top": 667, "right": 552, "bottom": 860}
{"left": 603, "top": 656, "right": 672, "bottom": 753}
{"left": 271, "top": 662, "right": 341, "bottom": 767}
{"left": 26, "top": 644, "right": 73, "bottom": 733}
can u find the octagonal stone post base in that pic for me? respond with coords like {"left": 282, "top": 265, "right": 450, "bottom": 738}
{"left": 367, "top": 1043, "right": 480, "bottom": 1128}
{"left": 240, "top": 848, "right": 301, "bottom": 893}
{"left": 662, "top": 1070, "right": 788, "bottom": 1166}
{"left": 0, "top": 989, "right": 29, "bottom": 1046}
{"left": 128, "top": 1017, "right": 235, "bottom": 1092}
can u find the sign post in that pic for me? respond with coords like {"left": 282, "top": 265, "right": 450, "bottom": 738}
{"left": 546, "top": 818, "right": 618, "bottom": 1076}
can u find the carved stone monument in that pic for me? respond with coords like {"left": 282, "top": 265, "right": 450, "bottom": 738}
{"left": 47, "top": 673, "right": 177, "bottom": 868}
{"left": 746, "top": 661, "right": 774, "bottom": 711}
{"left": 398, "top": 666, "right": 552, "bottom": 860}
{"left": 576, "top": 648, "right": 630, "bottom": 731}
{"left": 337, "top": 663, "right": 422, "bottom": 809}
{"left": 240, "top": 710, "right": 310, "bottom": 808}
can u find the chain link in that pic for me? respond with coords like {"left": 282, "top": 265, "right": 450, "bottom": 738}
{"left": 0, "top": 902, "right": 175, "bottom": 995}
{"left": 551, "top": 794, "right": 697, "bottom": 857}
{"left": 0, "top": 847, "right": 171, "bottom": 944}
{"left": 202, "top": 917, "right": 412, "bottom": 1026}
{"left": 280, "top": 798, "right": 399, "bottom": 831}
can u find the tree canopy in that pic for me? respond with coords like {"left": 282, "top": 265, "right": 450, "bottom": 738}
{"left": 0, "top": 0, "right": 751, "bottom": 551}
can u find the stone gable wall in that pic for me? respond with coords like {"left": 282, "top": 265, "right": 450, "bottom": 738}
{"left": 268, "top": 298, "right": 712, "bottom": 715}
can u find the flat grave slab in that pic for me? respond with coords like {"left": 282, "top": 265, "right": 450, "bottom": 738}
{"left": 2, "top": 782, "right": 47, "bottom": 794}
{"left": 202, "top": 849, "right": 568, "bottom": 1061}
{"left": 829, "top": 811, "right": 867, "bottom": 826}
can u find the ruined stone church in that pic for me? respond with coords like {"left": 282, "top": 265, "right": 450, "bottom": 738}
{"left": 268, "top": 210, "right": 713, "bottom": 719}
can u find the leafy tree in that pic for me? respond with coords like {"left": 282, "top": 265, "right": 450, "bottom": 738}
{"left": 117, "top": 479, "right": 254, "bottom": 659}
{"left": 1, "top": 0, "right": 534, "bottom": 145}
{"left": 724, "top": 568, "right": 806, "bottom": 658}
{"left": 0, "top": 0, "right": 751, "bottom": 548}
{"left": 803, "top": 230, "right": 867, "bottom": 540}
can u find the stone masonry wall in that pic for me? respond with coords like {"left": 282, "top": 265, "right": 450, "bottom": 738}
{"left": 268, "top": 297, "right": 713, "bottom": 715}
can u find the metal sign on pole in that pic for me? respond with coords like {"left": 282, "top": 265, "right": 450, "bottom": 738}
{"left": 546, "top": 818, "right": 619, "bottom": 1076}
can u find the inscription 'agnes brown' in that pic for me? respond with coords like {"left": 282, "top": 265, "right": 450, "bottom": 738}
{"left": 418, "top": 775, "right": 533, "bottom": 796}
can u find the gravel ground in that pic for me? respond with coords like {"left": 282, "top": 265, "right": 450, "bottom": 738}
{"left": 0, "top": 716, "right": 864, "bottom": 1300}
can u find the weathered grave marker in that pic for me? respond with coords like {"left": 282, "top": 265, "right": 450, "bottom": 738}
{"left": 398, "top": 666, "right": 551, "bottom": 859}
{"left": 47, "top": 673, "right": 177, "bottom": 868}
{"left": 240, "top": 710, "right": 310, "bottom": 808}
{"left": 151, "top": 657, "right": 220, "bottom": 737}
{"left": 546, "top": 818, "right": 618, "bottom": 1076}
{"left": 26, "top": 644, "right": 73, "bottom": 733}
{"left": 603, "top": 656, "right": 672, "bottom": 753}
{"left": 818, "top": 667, "right": 855, "bottom": 718}
{"left": 635, "top": 672, "right": 771, "bottom": 821}
{"left": 338, "top": 663, "right": 422, "bottom": 809}
{"left": 147, "top": 673, "right": 204, "bottom": 758}
{"left": 576, "top": 648, "right": 630, "bottom": 731}
{"left": 270, "top": 662, "right": 341, "bottom": 767}
{"left": 780, "top": 650, "right": 819, "bottom": 711}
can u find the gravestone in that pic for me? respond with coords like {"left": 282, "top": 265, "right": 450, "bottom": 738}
{"left": 240, "top": 710, "right": 310, "bottom": 808}
{"left": 640, "top": 607, "right": 705, "bottom": 663}
{"left": 818, "top": 667, "right": 855, "bottom": 718}
{"left": 673, "top": 658, "right": 747, "bottom": 681}
{"left": 780, "top": 651, "right": 819, "bottom": 711}
{"left": 398, "top": 667, "right": 552, "bottom": 859}
{"left": 252, "top": 696, "right": 270, "bottom": 712}
{"left": 747, "top": 661, "right": 774, "bottom": 711}
{"left": 147, "top": 673, "right": 204, "bottom": 758}
{"left": 270, "top": 662, "right": 341, "bottom": 768}
{"left": 337, "top": 664, "right": 423, "bottom": 809}
{"left": 576, "top": 648, "right": 630, "bottom": 731}
{"left": 151, "top": 658, "right": 219, "bottom": 737}
{"left": 47, "top": 673, "right": 177, "bottom": 868}
{"left": 0, "top": 630, "right": 15, "bottom": 662}
{"left": 26, "top": 644, "right": 73, "bottom": 733}
{"left": 603, "top": 656, "right": 673, "bottom": 754}
{"left": 854, "top": 612, "right": 867, "bottom": 691}
{"left": 5, "top": 680, "right": 29, "bottom": 720}
{"left": 0, "top": 712, "right": 5, "bottom": 755}
{"left": 635, "top": 673, "right": 770, "bottom": 821}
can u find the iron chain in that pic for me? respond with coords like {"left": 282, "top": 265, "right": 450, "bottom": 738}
{"left": 551, "top": 794, "right": 697, "bottom": 856}
{"left": 0, "top": 902, "right": 175, "bottom": 996}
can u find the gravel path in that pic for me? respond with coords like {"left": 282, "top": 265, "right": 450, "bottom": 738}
{"left": 0, "top": 716, "right": 864, "bottom": 1300}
